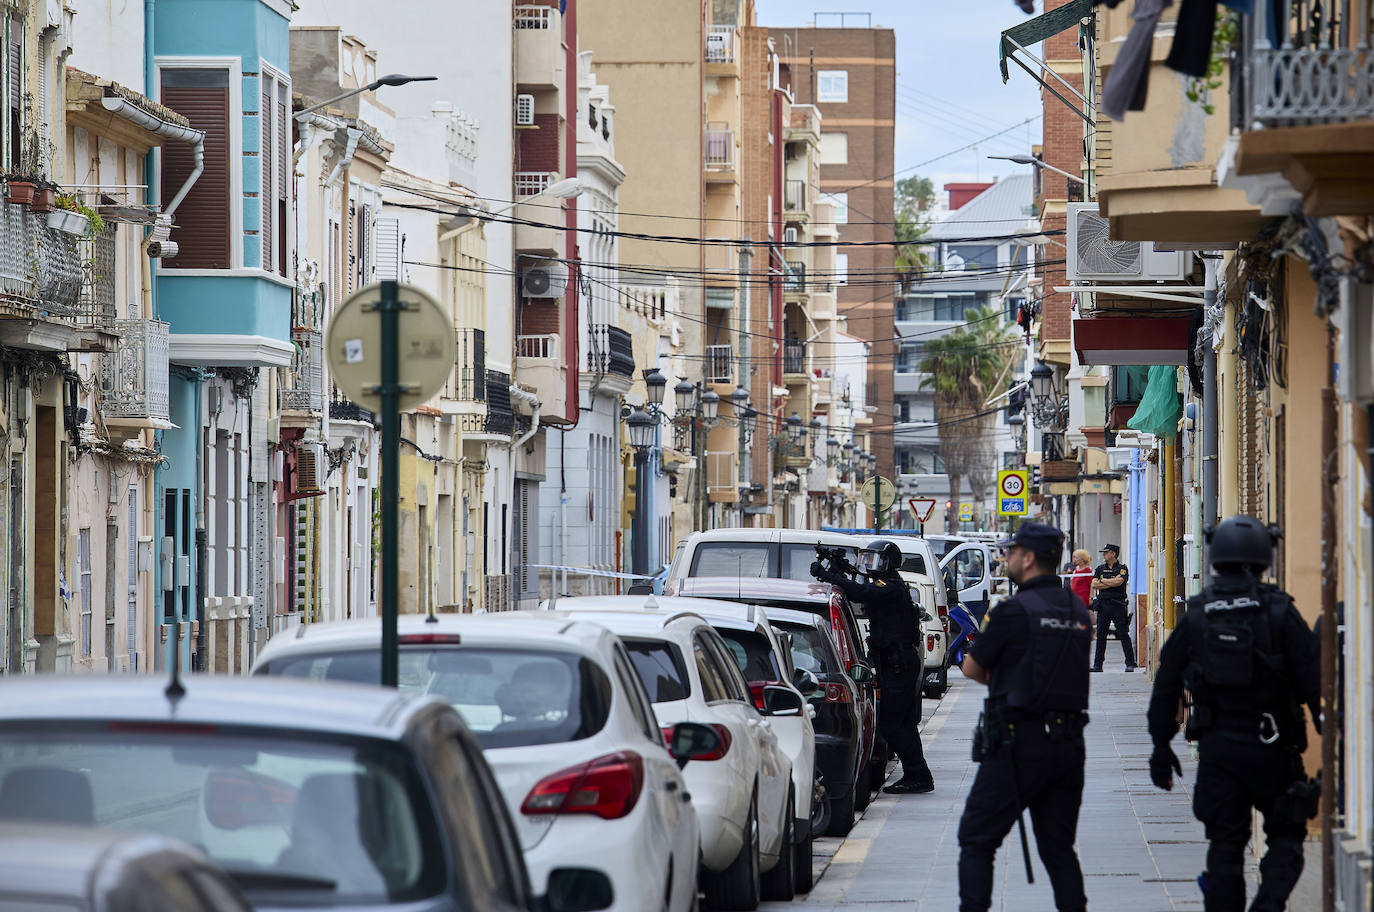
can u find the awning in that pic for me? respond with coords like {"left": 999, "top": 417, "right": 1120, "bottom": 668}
{"left": 1073, "top": 316, "right": 1195, "bottom": 366}
{"left": 998, "top": 0, "right": 1095, "bottom": 126}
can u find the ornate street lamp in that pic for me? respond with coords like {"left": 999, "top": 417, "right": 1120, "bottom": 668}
{"left": 674, "top": 379, "right": 695, "bottom": 415}
{"left": 626, "top": 408, "right": 656, "bottom": 450}
{"left": 700, "top": 389, "right": 720, "bottom": 423}
{"left": 730, "top": 385, "right": 750, "bottom": 411}
{"left": 625, "top": 407, "right": 656, "bottom": 577}
{"left": 827, "top": 437, "right": 840, "bottom": 464}
{"left": 786, "top": 412, "right": 803, "bottom": 441}
{"left": 643, "top": 368, "right": 667, "bottom": 409}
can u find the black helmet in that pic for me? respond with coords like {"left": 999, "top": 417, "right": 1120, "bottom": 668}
{"left": 858, "top": 539, "right": 903, "bottom": 575}
{"left": 1206, "top": 515, "right": 1277, "bottom": 570}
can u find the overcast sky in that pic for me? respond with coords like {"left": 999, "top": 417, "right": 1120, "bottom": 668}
{"left": 756, "top": 0, "right": 1044, "bottom": 200}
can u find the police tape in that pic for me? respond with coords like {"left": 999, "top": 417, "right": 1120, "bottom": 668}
{"left": 531, "top": 564, "right": 658, "bottom": 580}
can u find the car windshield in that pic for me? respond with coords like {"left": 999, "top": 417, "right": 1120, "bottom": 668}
{"left": 263, "top": 648, "right": 612, "bottom": 750}
{"left": 715, "top": 629, "right": 781, "bottom": 682}
{"left": 0, "top": 726, "right": 444, "bottom": 905}
{"left": 775, "top": 622, "right": 839, "bottom": 675}
{"left": 689, "top": 542, "right": 772, "bottom": 578}
{"left": 622, "top": 638, "right": 691, "bottom": 703}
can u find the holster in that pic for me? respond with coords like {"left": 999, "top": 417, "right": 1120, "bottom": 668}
{"left": 1274, "top": 773, "right": 1321, "bottom": 827}
{"left": 972, "top": 704, "right": 1010, "bottom": 762}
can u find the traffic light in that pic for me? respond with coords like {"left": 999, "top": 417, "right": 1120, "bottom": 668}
{"left": 945, "top": 500, "right": 953, "bottom": 511}
{"left": 621, "top": 457, "right": 637, "bottom": 528}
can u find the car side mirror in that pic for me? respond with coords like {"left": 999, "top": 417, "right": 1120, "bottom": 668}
{"left": 539, "top": 868, "right": 614, "bottom": 912}
{"left": 762, "top": 685, "right": 804, "bottom": 717}
{"left": 848, "top": 663, "right": 875, "bottom": 685}
{"left": 791, "top": 667, "right": 820, "bottom": 695}
{"left": 668, "top": 721, "right": 724, "bottom": 769}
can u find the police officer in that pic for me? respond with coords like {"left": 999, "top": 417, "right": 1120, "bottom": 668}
{"left": 811, "top": 539, "right": 934, "bottom": 794}
{"left": 958, "top": 521, "right": 1092, "bottom": 912}
{"left": 1147, "top": 516, "right": 1320, "bottom": 912}
{"left": 1091, "top": 543, "right": 1136, "bottom": 672}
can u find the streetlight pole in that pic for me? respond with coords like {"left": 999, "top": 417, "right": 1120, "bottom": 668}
{"left": 295, "top": 73, "right": 438, "bottom": 120}
{"left": 378, "top": 280, "right": 402, "bottom": 687}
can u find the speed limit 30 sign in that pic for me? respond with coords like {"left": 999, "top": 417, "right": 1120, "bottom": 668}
{"left": 998, "top": 469, "right": 1029, "bottom": 515}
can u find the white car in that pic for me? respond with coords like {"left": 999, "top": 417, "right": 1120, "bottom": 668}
{"left": 663, "top": 528, "right": 860, "bottom": 595}
{"left": 251, "top": 613, "right": 705, "bottom": 912}
{"left": 903, "top": 572, "right": 951, "bottom": 697}
{"left": 550, "top": 597, "right": 797, "bottom": 910}
{"left": 686, "top": 602, "right": 819, "bottom": 894}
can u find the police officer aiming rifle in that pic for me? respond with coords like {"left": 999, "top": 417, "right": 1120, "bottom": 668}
{"left": 810, "top": 540, "right": 935, "bottom": 795}
{"left": 1147, "top": 515, "right": 1320, "bottom": 912}
{"left": 957, "top": 521, "right": 1092, "bottom": 912}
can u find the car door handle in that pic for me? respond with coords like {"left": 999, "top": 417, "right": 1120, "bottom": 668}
{"left": 666, "top": 780, "right": 679, "bottom": 792}
{"left": 682, "top": 791, "right": 692, "bottom": 803}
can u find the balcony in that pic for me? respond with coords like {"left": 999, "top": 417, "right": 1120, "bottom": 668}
{"left": 485, "top": 370, "right": 516, "bottom": 438}
{"left": 452, "top": 328, "right": 486, "bottom": 403}
{"left": 588, "top": 323, "right": 635, "bottom": 379}
{"left": 894, "top": 371, "right": 927, "bottom": 395}
{"left": 329, "top": 387, "right": 373, "bottom": 424}
{"left": 783, "top": 339, "right": 808, "bottom": 381}
{"left": 784, "top": 180, "right": 808, "bottom": 218}
{"left": 512, "top": 173, "right": 562, "bottom": 255}
{"left": 1227, "top": 0, "right": 1374, "bottom": 217}
{"left": 704, "top": 126, "right": 735, "bottom": 181}
{"left": 98, "top": 318, "right": 170, "bottom": 436}
{"left": 514, "top": 334, "right": 568, "bottom": 424}
{"left": 0, "top": 202, "right": 115, "bottom": 352}
{"left": 705, "top": 343, "right": 733, "bottom": 384}
{"left": 706, "top": 25, "right": 737, "bottom": 64}
{"left": 514, "top": 4, "right": 565, "bottom": 91}
{"left": 279, "top": 328, "right": 324, "bottom": 422}
{"left": 783, "top": 261, "right": 807, "bottom": 298}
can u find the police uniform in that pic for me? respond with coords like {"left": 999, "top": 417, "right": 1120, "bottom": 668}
{"left": 812, "top": 543, "right": 934, "bottom": 793}
{"left": 1147, "top": 516, "right": 1320, "bottom": 912}
{"left": 957, "top": 522, "right": 1092, "bottom": 912}
{"left": 1091, "top": 545, "right": 1135, "bottom": 671}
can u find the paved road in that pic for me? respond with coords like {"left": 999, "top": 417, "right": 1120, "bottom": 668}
{"left": 766, "top": 665, "right": 1319, "bottom": 911}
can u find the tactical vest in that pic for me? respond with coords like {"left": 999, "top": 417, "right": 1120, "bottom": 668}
{"left": 1184, "top": 585, "right": 1304, "bottom": 749}
{"left": 867, "top": 572, "right": 919, "bottom": 651}
{"left": 994, "top": 587, "right": 1093, "bottom": 714}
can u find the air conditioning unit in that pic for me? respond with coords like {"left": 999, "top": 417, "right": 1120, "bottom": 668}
{"left": 520, "top": 260, "right": 571, "bottom": 299}
{"left": 293, "top": 441, "right": 325, "bottom": 496}
{"left": 1066, "top": 203, "right": 1189, "bottom": 283}
{"left": 515, "top": 94, "right": 535, "bottom": 126}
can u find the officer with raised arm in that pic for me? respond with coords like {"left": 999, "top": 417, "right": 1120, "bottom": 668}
{"left": 1147, "top": 515, "right": 1320, "bottom": 912}
{"left": 811, "top": 539, "right": 934, "bottom": 794}
{"left": 957, "top": 521, "right": 1092, "bottom": 912}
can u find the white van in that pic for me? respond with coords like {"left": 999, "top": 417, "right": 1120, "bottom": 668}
{"left": 924, "top": 535, "right": 997, "bottom": 621}
{"left": 663, "top": 528, "right": 861, "bottom": 595}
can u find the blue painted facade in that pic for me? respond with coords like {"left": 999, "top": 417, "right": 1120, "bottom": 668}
{"left": 151, "top": 0, "right": 293, "bottom": 667}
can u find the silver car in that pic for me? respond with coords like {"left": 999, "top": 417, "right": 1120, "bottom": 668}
{"left": 0, "top": 675, "right": 610, "bottom": 912}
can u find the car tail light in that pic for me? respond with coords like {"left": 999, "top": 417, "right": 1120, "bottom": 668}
{"left": 823, "top": 683, "right": 852, "bottom": 703}
{"left": 829, "top": 595, "right": 854, "bottom": 667}
{"left": 660, "top": 724, "right": 731, "bottom": 760}
{"left": 937, "top": 604, "right": 950, "bottom": 636}
{"left": 521, "top": 752, "right": 645, "bottom": 820}
{"left": 398, "top": 633, "right": 462, "bottom": 645}
{"left": 927, "top": 633, "right": 936, "bottom": 653}
{"left": 747, "top": 680, "right": 785, "bottom": 711}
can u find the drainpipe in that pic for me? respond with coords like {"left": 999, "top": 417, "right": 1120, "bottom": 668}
{"left": 1200, "top": 258, "right": 1220, "bottom": 567}
{"left": 1161, "top": 436, "right": 1177, "bottom": 630}
{"left": 511, "top": 386, "right": 542, "bottom": 449}
{"left": 1218, "top": 288, "right": 1239, "bottom": 518}
{"left": 103, "top": 96, "right": 205, "bottom": 218}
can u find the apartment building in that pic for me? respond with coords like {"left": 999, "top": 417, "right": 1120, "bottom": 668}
{"left": 772, "top": 23, "right": 897, "bottom": 481}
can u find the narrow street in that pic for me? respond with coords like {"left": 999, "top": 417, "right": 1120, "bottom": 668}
{"left": 768, "top": 669, "right": 1320, "bottom": 912}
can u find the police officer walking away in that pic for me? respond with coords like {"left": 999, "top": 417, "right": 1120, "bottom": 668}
{"left": 957, "top": 522, "right": 1092, "bottom": 912}
{"left": 811, "top": 539, "right": 934, "bottom": 794}
{"left": 1091, "top": 543, "right": 1136, "bottom": 672}
{"left": 1147, "top": 515, "right": 1321, "bottom": 912}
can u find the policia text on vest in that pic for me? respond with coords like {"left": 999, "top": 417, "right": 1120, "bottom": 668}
{"left": 1147, "top": 516, "right": 1321, "bottom": 912}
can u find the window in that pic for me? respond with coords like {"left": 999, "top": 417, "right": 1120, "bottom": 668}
{"left": 692, "top": 635, "right": 732, "bottom": 703}
{"left": 78, "top": 529, "right": 91, "bottom": 657}
{"left": 260, "top": 67, "right": 290, "bottom": 277}
{"left": 160, "top": 67, "right": 232, "bottom": 269}
{"left": 827, "top": 192, "right": 849, "bottom": 224}
{"left": 6, "top": 19, "right": 23, "bottom": 171}
{"left": 623, "top": 638, "right": 691, "bottom": 703}
{"left": 704, "top": 633, "right": 751, "bottom": 702}
{"left": 819, "top": 132, "right": 848, "bottom": 164}
{"left": 689, "top": 541, "right": 771, "bottom": 578}
{"left": 612, "top": 645, "right": 662, "bottom": 743}
{"left": 834, "top": 254, "right": 848, "bottom": 285}
{"left": 515, "top": 94, "right": 534, "bottom": 126}
{"left": 816, "top": 70, "right": 848, "bottom": 103}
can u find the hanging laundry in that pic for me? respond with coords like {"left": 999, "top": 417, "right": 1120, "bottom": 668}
{"left": 1101, "top": 0, "right": 1171, "bottom": 120}
{"left": 1165, "top": 0, "right": 1219, "bottom": 77}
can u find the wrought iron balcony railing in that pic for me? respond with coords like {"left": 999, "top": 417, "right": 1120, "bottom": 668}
{"left": 98, "top": 318, "right": 170, "bottom": 422}
{"left": 784, "top": 261, "right": 806, "bottom": 292}
{"left": 0, "top": 202, "right": 87, "bottom": 321}
{"left": 330, "top": 387, "right": 373, "bottom": 423}
{"left": 455, "top": 327, "right": 486, "bottom": 401}
{"left": 706, "top": 25, "right": 737, "bottom": 63}
{"left": 705, "top": 127, "right": 733, "bottom": 169}
{"left": 784, "top": 179, "right": 807, "bottom": 213}
{"left": 705, "top": 343, "right": 733, "bottom": 383}
{"left": 280, "top": 328, "right": 324, "bottom": 413}
{"left": 783, "top": 339, "right": 806, "bottom": 375}
{"left": 589, "top": 323, "right": 635, "bottom": 377}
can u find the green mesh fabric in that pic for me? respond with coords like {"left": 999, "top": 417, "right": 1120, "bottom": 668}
{"left": 1126, "top": 365, "right": 1182, "bottom": 441}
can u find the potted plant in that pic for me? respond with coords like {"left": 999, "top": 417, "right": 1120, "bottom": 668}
{"left": 29, "top": 180, "right": 57, "bottom": 213}
{"left": 4, "top": 174, "right": 36, "bottom": 205}
{"left": 48, "top": 195, "right": 104, "bottom": 236}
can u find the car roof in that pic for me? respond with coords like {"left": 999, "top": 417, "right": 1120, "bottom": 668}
{"left": 0, "top": 824, "right": 208, "bottom": 901}
{"left": 254, "top": 611, "right": 613, "bottom": 667}
{"left": 0, "top": 674, "right": 441, "bottom": 740}
{"left": 678, "top": 577, "right": 832, "bottom": 605}
{"left": 759, "top": 605, "right": 828, "bottom": 628}
{"left": 546, "top": 596, "right": 727, "bottom": 637}
{"left": 685, "top": 528, "right": 857, "bottom": 547}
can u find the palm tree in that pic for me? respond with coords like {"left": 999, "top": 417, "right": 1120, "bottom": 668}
{"left": 919, "top": 306, "right": 1019, "bottom": 531}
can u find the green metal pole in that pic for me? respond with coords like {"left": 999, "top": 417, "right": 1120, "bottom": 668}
{"left": 379, "top": 280, "right": 401, "bottom": 687}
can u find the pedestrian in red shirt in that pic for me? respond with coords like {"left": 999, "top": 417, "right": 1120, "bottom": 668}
{"left": 1069, "top": 549, "right": 1095, "bottom": 623}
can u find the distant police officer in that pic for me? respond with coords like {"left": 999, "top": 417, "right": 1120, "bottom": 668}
{"left": 811, "top": 539, "right": 934, "bottom": 794}
{"left": 1090, "top": 543, "right": 1136, "bottom": 672}
{"left": 958, "top": 521, "right": 1092, "bottom": 912}
{"left": 1147, "top": 515, "right": 1320, "bottom": 912}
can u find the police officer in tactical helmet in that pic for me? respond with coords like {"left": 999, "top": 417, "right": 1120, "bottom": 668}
{"left": 957, "top": 522, "right": 1092, "bottom": 912}
{"left": 811, "top": 538, "right": 934, "bottom": 794}
{"left": 1147, "top": 515, "right": 1320, "bottom": 912}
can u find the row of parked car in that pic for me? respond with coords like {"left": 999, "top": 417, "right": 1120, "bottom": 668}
{"left": 0, "top": 528, "right": 999, "bottom": 912}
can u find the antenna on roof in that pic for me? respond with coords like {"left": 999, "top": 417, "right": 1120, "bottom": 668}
{"left": 165, "top": 614, "right": 185, "bottom": 701}
{"left": 643, "top": 594, "right": 659, "bottom": 611}
{"left": 425, "top": 600, "right": 438, "bottom": 624}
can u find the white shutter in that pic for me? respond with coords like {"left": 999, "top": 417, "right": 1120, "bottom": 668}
{"left": 374, "top": 217, "right": 401, "bottom": 281}
{"left": 516, "top": 94, "right": 534, "bottom": 126}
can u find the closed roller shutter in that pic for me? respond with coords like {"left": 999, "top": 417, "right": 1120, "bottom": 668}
{"left": 161, "top": 69, "right": 231, "bottom": 269}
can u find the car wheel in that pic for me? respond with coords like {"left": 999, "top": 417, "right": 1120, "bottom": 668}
{"left": 792, "top": 810, "right": 815, "bottom": 894}
{"left": 825, "top": 774, "right": 857, "bottom": 837}
{"left": 810, "top": 787, "right": 830, "bottom": 837}
{"left": 703, "top": 790, "right": 760, "bottom": 911}
{"left": 853, "top": 750, "right": 873, "bottom": 812}
{"left": 760, "top": 788, "right": 794, "bottom": 901}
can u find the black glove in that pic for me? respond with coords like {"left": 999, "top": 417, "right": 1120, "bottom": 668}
{"left": 1149, "top": 744, "right": 1182, "bottom": 791}
{"left": 810, "top": 561, "right": 825, "bottom": 578}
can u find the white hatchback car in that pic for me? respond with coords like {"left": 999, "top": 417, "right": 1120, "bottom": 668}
{"left": 550, "top": 597, "right": 797, "bottom": 911}
{"left": 252, "top": 613, "right": 706, "bottom": 912}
